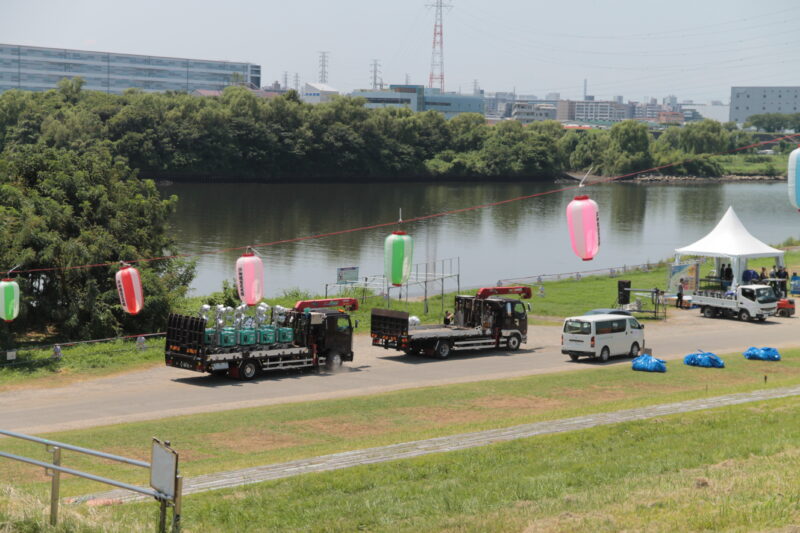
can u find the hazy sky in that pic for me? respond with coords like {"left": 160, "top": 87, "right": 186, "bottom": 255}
{"left": 3, "top": 0, "right": 798, "bottom": 103}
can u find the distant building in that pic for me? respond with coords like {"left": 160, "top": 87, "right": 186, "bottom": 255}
{"left": 511, "top": 103, "right": 557, "bottom": 124}
{"left": 0, "top": 43, "right": 260, "bottom": 94}
{"left": 558, "top": 99, "right": 630, "bottom": 122}
{"left": 657, "top": 111, "right": 684, "bottom": 124}
{"left": 485, "top": 91, "right": 516, "bottom": 117}
{"left": 301, "top": 82, "right": 339, "bottom": 104}
{"left": 350, "top": 85, "right": 483, "bottom": 119}
{"left": 730, "top": 86, "right": 800, "bottom": 123}
{"left": 351, "top": 85, "right": 424, "bottom": 112}
{"left": 193, "top": 88, "right": 283, "bottom": 99}
{"left": 545, "top": 92, "right": 560, "bottom": 100}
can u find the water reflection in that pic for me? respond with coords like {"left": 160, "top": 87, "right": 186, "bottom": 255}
{"left": 162, "top": 180, "right": 797, "bottom": 295}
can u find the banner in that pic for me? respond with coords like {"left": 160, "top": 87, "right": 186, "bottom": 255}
{"left": 667, "top": 262, "right": 700, "bottom": 294}
{"left": 792, "top": 275, "right": 800, "bottom": 295}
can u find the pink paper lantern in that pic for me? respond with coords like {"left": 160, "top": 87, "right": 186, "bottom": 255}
{"left": 236, "top": 248, "right": 263, "bottom": 306}
{"left": 116, "top": 265, "right": 144, "bottom": 315}
{"left": 566, "top": 195, "right": 600, "bottom": 261}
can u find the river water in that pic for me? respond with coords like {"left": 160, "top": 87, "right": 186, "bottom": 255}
{"left": 161, "top": 180, "right": 798, "bottom": 296}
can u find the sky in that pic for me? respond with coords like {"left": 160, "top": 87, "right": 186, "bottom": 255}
{"left": 3, "top": 0, "right": 799, "bottom": 103}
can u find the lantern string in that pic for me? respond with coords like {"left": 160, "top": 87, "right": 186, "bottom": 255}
{"left": 4, "top": 131, "right": 799, "bottom": 276}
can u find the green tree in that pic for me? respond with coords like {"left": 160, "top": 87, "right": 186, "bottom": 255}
{"left": 0, "top": 144, "right": 194, "bottom": 340}
{"left": 602, "top": 120, "right": 653, "bottom": 175}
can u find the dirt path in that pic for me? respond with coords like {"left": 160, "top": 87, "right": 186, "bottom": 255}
{"left": 0, "top": 311, "right": 797, "bottom": 434}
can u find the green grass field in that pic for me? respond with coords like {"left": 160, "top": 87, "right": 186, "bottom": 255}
{"left": 712, "top": 153, "right": 787, "bottom": 176}
{"left": 1, "top": 347, "right": 798, "bottom": 501}
{"left": 4, "top": 364, "right": 800, "bottom": 531}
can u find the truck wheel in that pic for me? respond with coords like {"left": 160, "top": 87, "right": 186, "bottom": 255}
{"left": 506, "top": 334, "right": 521, "bottom": 351}
{"left": 238, "top": 360, "right": 258, "bottom": 381}
{"left": 702, "top": 306, "right": 715, "bottom": 319}
{"left": 778, "top": 309, "right": 788, "bottom": 318}
{"left": 738, "top": 309, "right": 751, "bottom": 322}
{"left": 326, "top": 353, "right": 343, "bottom": 370}
{"left": 436, "top": 341, "right": 451, "bottom": 359}
{"left": 629, "top": 342, "right": 640, "bottom": 358}
{"left": 569, "top": 353, "right": 580, "bottom": 362}
{"left": 599, "top": 346, "right": 610, "bottom": 362}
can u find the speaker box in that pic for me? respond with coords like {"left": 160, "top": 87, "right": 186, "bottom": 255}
{"left": 618, "top": 280, "right": 631, "bottom": 305}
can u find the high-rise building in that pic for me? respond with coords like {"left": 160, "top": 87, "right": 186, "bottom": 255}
{"left": 730, "top": 86, "right": 800, "bottom": 123}
{"left": 0, "top": 43, "right": 261, "bottom": 94}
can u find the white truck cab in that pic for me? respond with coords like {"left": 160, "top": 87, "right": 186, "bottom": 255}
{"left": 693, "top": 284, "right": 778, "bottom": 321}
{"left": 561, "top": 314, "right": 645, "bottom": 362}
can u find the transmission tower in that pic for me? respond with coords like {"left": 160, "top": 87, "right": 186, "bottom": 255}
{"left": 293, "top": 72, "right": 300, "bottom": 92}
{"left": 318, "top": 51, "right": 329, "bottom": 84}
{"left": 428, "top": 0, "right": 450, "bottom": 92}
{"left": 473, "top": 79, "right": 480, "bottom": 95}
{"left": 283, "top": 71, "right": 288, "bottom": 90}
{"left": 370, "top": 59, "right": 381, "bottom": 90}
{"left": 405, "top": 73, "right": 411, "bottom": 85}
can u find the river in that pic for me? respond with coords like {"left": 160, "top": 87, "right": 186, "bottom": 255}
{"left": 160, "top": 180, "right": 798, "bottom": 296}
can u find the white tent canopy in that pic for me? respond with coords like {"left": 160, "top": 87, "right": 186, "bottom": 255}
{"left": 674, "top": 206, "right": 784, "bottom": 288}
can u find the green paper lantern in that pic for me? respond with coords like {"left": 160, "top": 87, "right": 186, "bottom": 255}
{"left": 384, "top": 231, "right": 413, "bottom": 286}
{"left": 0, "top": 278, "right": 20, "bottom": 322}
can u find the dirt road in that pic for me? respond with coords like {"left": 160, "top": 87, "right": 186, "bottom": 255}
{"left": 1, "top": 311, "right": 797, "bottom": 434}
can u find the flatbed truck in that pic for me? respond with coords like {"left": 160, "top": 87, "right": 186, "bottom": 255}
{"left": 693, "top": 284, "right": 778, "bottom": 322}
{"left": 165, "top": 298, "right": 357, "bottom": 380}
{"left": 371, "top": 286, "right": 531, "bottom": 358}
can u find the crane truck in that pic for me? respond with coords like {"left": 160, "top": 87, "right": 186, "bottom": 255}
{"left": 371, "top": 286, "right": 532, "bottom": 358}
{"left": 165, "top": 298, "right": 357, "bottom": 380}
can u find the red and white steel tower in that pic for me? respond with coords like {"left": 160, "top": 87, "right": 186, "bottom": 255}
{"left": 428, "top": 0, "right": 450, "bottom": 92}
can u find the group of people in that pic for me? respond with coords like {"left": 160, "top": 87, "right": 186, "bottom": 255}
{"left": 759, "top": 266, "right": 792, "bottom": 297}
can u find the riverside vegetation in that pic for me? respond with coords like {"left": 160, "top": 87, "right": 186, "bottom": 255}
{"left": 0, "top": 78, "right": 791, "bottom": 344}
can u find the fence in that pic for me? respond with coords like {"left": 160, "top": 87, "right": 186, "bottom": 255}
{"left": 498, "top": 261, "right": 665, "bottom": 286}
{"left": 0, "top": 430, "right": 181, "bottom": 532}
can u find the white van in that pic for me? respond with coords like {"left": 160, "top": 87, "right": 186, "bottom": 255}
{"left": 561, "top": 314, "right": 645, "bottom": 362}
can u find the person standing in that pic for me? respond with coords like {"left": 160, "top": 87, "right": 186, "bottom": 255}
{"left": 676, "top": 278, "right": 685, "bottom": 308}
{"left": 759, "top": 267, "right": 768, "bottom": 282}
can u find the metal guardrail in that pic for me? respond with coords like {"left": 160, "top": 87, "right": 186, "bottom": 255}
{"left": 0, "top": 429, "right": 181, "bottom": 532}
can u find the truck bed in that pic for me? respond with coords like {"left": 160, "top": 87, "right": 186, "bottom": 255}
{"left": 407, "top": 324, "right": 487, "bottom": 339}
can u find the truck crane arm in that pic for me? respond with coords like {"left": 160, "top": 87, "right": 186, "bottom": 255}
{"left": 294, "top": 298, "right": 359, "bottom": 311}
{"left": 475, "top": 286, "right": 532, "bottom": 299}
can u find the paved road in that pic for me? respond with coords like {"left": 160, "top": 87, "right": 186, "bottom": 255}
{"left": 1, "top": 311, "right": 797, "bottom": 434}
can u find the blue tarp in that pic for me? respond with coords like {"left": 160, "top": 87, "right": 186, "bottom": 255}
{"left": 632, "top": 353, "right": 667, "bottom": 373}
{"left": 743, "top": 347, "right": 781, "bottom": 361}
{"left": 684, "top": 351, "right": 725, "bottom": 368}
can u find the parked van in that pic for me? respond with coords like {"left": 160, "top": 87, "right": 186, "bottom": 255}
{"left": 561, "top": 314, "right": 645, "bottom": 362}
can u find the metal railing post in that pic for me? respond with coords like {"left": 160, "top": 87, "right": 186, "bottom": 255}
{"left": 158, "top": 499, "right": 168, "bottom": 533}
{"left": 47, "top": 445, "right": 61, "bottom": 526}
{"left": 172, "top": 475, "right": 183, "bottom": 533}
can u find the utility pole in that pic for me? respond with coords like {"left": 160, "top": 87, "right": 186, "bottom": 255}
{"left": 427, "top": 0, "right": 451, "bottom": 92}
{"left": 370, "top": 59, "right": 381, "bottom": 90}
{"left": 318, "top": 51, "right": 329, "bottom": 84}
{"left": 583, "top": 78, "right": 587, "bottom": 100}
{"left": 283, "top": 71, "right": 288, "bottom": 90}
{"left": 405, "top": 73, "right": 410, "bottom": 85}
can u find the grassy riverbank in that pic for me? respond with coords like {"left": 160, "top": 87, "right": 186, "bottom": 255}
{"left": 1, "top": 347, "right": 800, "bottom": 531}
{"left": 712, "top": 153, "right": 786, "bottom": 176}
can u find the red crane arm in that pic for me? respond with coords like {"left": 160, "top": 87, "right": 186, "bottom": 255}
{"left": 475, "top": 286, "right": 532, "bottom": 299}
{"left": 293, "top": 298, "right": 359, "bottom": 311}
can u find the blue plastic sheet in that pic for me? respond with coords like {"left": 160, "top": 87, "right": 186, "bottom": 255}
{"left": 684, "top": 351, "right": 725, "bottom": 368}
{"left": 743, "top": 347, "right": 781, "bottom": 361}
{"left": 632, "top": 354, "right": 667, "bottom": 373}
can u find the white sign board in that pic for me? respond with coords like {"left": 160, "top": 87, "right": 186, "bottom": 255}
{"left": 6, "top": 351, "right": 15, "bottom": 361}
{"left": 337, "top": 266, "right": 359, "bottom": 284}
{"left": 150, "top": 438, "right": 178, "bottom": 500}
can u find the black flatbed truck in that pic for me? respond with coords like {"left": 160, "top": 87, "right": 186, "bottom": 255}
{"left": 371, "top": 286, "right": 531, "bottom": 358}
{"left": 165, "top": 298, "right": 357, "bottom": 380}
